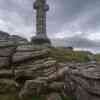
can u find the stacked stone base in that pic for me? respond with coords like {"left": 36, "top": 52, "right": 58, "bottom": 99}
{"left": 31, "top": 36, "right": 51, "bottom": 46}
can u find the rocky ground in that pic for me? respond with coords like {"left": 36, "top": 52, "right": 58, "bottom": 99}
{"left": 0, "top": 40, "right": 100, "bottom": 100}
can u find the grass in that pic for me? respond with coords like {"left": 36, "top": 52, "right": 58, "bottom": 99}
{"left": 50, "top": 47, "right": 91, "bottom": 63}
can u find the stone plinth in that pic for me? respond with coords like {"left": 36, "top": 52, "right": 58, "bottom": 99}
{"left": 32, "top": 0, "right": 51, "bottom": 45}
{"left": 31, "top": 35, "right": 51, "bottom": 45}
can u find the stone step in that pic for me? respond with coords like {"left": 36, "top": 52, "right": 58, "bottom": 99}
{"left": 0, "top": 47, "right": 16, "bottom": 57}
{"left": 16, "top": 58, "right": 49, "bottom": 69}
{"left": 16, "top": 60, "right": 56, "bottom": 73}
{"left": 35, "top": 77, "right": 49, "bottom": 81}
{"left": 42, "top": 71, "right": 56, "bottom": 77}
{"left": 13, "top": 49, "right": 49, "bottom": 63}
{"left": 16, "top": 44, "right": 36, "bottom": 51}
{"left": 0, "top": 40, "right": 15, "bottom": 47}
{"left": 43, "top": 67, "right": 57, "bottom": 73}
{"left": 0, "top": 70, "right": 13, "bottom": 78}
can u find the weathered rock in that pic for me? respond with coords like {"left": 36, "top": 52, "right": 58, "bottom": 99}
{"left": 8, "top": 35, "right": 27, "bottom": 43}
{"left": 0, "top": 40, "right": 16, "bottom": 69}
{"left": 16, "top": 44, "right": 35, "bottom": 51}
{"left": 0, "top": 79, "right": 19, "bottom": 93}
{"left": 0, "top": 70, "right": 13, "bottom": 78}
{"left": 13, "top": 48, "right": 49, "bottom": 63}
{"left": 0, "top": 40, "right": 15, "bottom": 47}
{"left": 49, "top": 82, "right": 64, "bottom": 92}
{"left": 19, "top": 79, "right": 47, "bottom": 99}
{"left": 0, "top": 31, "right": 9, "bottom": 40}
{"left": 0, "top": 47, "right": 16, "bottom": 57}
{"left": 65, "top": 63, "right": 100, "bottom": 100}
{"left": 1, "top": 40, "right": 100, "bottom": 100}
{"left": 15, "top": 58, "right": 57, "bottom": 83}
{"left": 46, "top": 93, "right": 62, "bottom": 100}
{"left": 0, "top": 57, "right": 10, "bottom": 68}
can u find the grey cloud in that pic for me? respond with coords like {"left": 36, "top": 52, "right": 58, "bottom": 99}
{"left": 48, "top": 0, "right": 100, "bottom": 34}
{"left": 0, "top": 0, "right": 34, "bottom": 39}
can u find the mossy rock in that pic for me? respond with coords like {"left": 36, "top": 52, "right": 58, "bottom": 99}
{"left": 0, "top": 93, "right": 19, "bottom": 100}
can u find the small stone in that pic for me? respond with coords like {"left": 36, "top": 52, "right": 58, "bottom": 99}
{"left": 46, "top": 93, "right": 62, "bottom": 100}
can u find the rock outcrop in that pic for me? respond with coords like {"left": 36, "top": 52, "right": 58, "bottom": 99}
{"left": 0, "top": 31, "right": 9, "bottom": 40}
{"left": 0, "top": 39, "right": 100, "bottom": 100}
{"left": 0, "top": 30, "right": 28, "bottom": 43}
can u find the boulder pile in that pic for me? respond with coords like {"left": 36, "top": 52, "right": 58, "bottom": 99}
{"left": 0, "top": 40, "right": 100, "bottom": 100}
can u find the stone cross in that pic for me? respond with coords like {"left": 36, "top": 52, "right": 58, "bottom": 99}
{"left": 32, "top": 0, "right": 51, "bottom": 45}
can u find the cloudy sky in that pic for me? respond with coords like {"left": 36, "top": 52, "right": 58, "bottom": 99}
{"left": 0, "top": 0, "right": 100, "bottom": 53}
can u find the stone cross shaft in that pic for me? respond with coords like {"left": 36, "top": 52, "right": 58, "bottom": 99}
{"left": 34, "top": 0, "right": 49, "bottom": 38}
